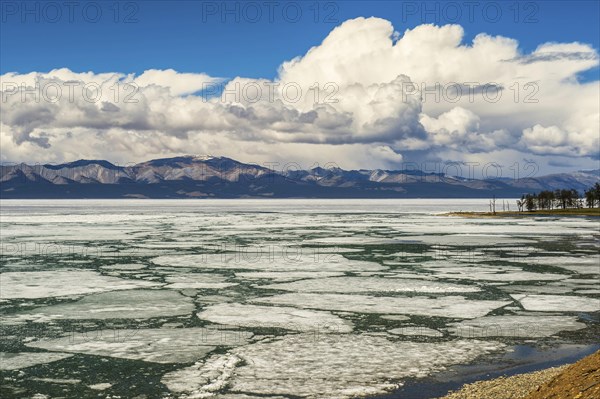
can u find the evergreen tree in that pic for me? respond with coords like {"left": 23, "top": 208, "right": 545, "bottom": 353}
{"left": 525, "top": 194, "right": 536, "bottom": 211}
{"left": 584, "top": 183, "right": 600, "bottom": 208}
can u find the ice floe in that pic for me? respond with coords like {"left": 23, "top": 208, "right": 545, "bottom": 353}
{"left": 151, "top": 254, "right": 386, "bottom": 272}
{"left": 550, "top": 278, "right": 600, "bottom": 292}
{"left": 510, "top": 294, "right": 600, "bottom": 312}
{"left": 497, "top": 285, "right": 574, "bottom": 295}
{"left": 0, "top": 352, "right": 73, "bottom": 370}
{"left": 223, "top": 334, "right": 505, "bottom": 398}
{"left": 26, "top": 327, "right": 252, "bottom": 363}
{"left": 449, "top": 315, "right": 586, "bottom": 338}
{"left": 12, "top": 290, "right": 194, "bottom": 322}
{"left": 235, "top": 271, "right": 345, "bottom": 282}
{"left": 304, "top": 236, "right": 402, "bottom": 245}
{"left": 576, "top": 289, "right": 600, "bottom": 294}
{"left": 421, "top": 264, "right": 568, "bottom": 282}
{"left": 0, "top": 270, "right": 161, "bottom": 299}
{"left": 388, "top": 327, "right": 443, "bottom": 337}
{"left": 100, "top": 264, "right": 147, "bottom": 270}
{"left": 387, "top": 235, "right": 537, "bottom": 246}
{"left": 88, "top": 383, "right": 112, "bottom": 390}
{"left": 252, "top": 293, "right": 511, "bottom": 319}
{"left": 161, "top": 353, "right": 242, "bottom": 398}
{"left": 164, "top": 273, "right": 238, "bottom": 289}
{"left": 256, "top": 277, "right": 480, "bottom": 293}
{"left": 512, "top": 256, "right": 600, "bottom": 275}
{"left": 197, "top": 303, "right": 353, "bottom": 333}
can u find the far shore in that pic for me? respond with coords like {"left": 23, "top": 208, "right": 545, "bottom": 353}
{"left": 445, "top": 207, "right": 600, "bottom": 218}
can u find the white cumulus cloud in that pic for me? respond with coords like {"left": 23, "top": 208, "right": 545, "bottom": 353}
{"left": 1, "top": 17, "right": 598, "bottom": 172}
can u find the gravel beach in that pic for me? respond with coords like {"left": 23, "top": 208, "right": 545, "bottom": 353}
{"left": 438, "top": 350, "right": 600, "bottom": 399}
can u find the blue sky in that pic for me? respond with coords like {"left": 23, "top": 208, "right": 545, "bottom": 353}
{"left": 2, "top": 0, "right": 599, "bottom": 81}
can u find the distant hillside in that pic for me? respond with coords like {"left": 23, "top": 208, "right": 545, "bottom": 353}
{"left": 1, "top": 156, "right": 598, "bottom": 199}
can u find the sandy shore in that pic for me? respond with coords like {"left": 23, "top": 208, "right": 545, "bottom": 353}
{"left": 437, "top": 350, "right": 600, "bottom": 399}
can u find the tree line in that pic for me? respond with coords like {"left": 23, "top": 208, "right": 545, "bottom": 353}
{"left": 516, "top": 183, "right": 600, "bottom": 212}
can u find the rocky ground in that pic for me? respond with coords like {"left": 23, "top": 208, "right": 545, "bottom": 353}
{"left": 438, "top": 350, "right": 600, "bottom": 399}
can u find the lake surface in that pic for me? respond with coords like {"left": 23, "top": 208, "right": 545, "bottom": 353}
{"left": 1, "top": 199, "right": 598, "bottom": 398}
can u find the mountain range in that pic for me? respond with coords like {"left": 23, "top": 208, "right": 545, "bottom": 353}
{"left": 1, "top": 156, "right": 599, "bottom": 199}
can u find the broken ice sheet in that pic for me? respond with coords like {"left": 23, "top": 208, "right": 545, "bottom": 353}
{"left": 235, "top": 271, "right": 345, "bottom": 282}
{"left": 164, "top": 273, "right": 238, "bottom": 289}
{"left": 513, "top": 256, "right": 600, "bottom": 275}
{"left": 160, "top": 335, "right": 504, "bottom": 398}
{"left": 161, "top": 353, "right": 242, "bottom": 398}
{"left": 497, "top": 285, "right": 574, "bottom": 295}
{"left": 387, "top": 235, "right": 537, "bottom": 246}
{"left": 511, "top": 255, "right": 600, "bottom": 266}
{"left": 11, "top": 290, "right": 195, "bottom": 323}
{"left": 510, "top": 294, "right": 600, "bottom": 312}
{"left": 151, "top": 253, "right": 386, "bottom": 272}
{"left": 420, "top": 263, "right": 568, "bottom": 282}
{"left": 222, "top": 334, "right": 505, "bottom": 398}
{"left": 449, "top": 315, "right": 586, "bottom": 338}
{"left": 26, "top": 327, "right": 253, "bottom": 364}
{"left": 388, "top": 327, "right": 443, "bottom": 337}
{"left": 0, "top": 352, "right": 73, "bottom": 370}
{"left": 256, "top": 276, "right": 480, "bottom": 294}
{"left": 304, "top": 236, "right": 402, "bottom": 245}
{"left": 0, "top": 270, "right": 161, "bottom": 299}
{"left": 2, "top": 200, "right": 598, "bottom": 398}
{"left": 88, "top": 383, "right": 112, "bottom": 391}
{"left": 100, "top": 264, "right": 146, "bottom": 271}
{"left": 252, "top": 293, "right": 511, "bottom": 319}
{"left": 390, "top": 218, "right": 595, "bottom": 236}
{"left": 197, "top": 303, "right": 353, "bottom": 333}
{"left": 549, "top": 278, "right": 600, "bottom": 292}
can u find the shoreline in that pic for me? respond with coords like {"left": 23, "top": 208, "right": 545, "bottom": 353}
{"left": 374, "top": 343, "right": 600, "bottom": 399}
{"left": 438, "top": 365, "right": 567, "bottom": 399}
{"left": 437, "top": 349, "right": 600, "bottom": 399}
{"left": 446, "top": 208, "right": 600, "bottom": 218}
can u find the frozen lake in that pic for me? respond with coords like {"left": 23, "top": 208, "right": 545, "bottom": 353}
{"left": 1, "top": 199, "right": 598, "bottom": 398}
